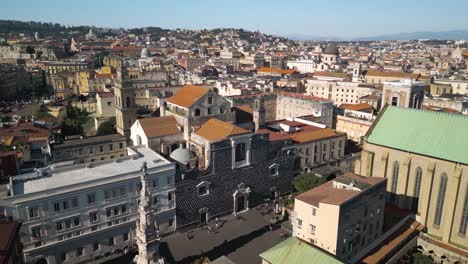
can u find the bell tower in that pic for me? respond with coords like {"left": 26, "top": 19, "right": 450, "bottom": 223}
{"left": 114, "top": 66, "right": 137, "bottom": 141}
{"left": 352, "top": 63, "right": 362, "bottom": 82}
{"left": 253, "top": 98, "right": 265, "bottom": 131}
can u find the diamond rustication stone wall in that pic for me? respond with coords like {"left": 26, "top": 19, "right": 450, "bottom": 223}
{"left": 175, "top": 133, "right": 295, "bottom": 228}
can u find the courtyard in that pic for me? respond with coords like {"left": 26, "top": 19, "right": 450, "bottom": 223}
{"left": 159, "top": 206, "right": 291, "bottom": 264}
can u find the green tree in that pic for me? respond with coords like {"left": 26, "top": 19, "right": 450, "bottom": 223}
{"left": 25, "top": 45, "right": 35, "bottom": 54}
{"left": 35, "top": 50, "right": 43, "bottom": 59}
{"left": 292, "top": 173, "right": 324, "bottom": 194}
{"left": 61, "top": 105, "right": 89, "bottom": 136}
{"left": 97, "top": 117, "right": 116, "bottom": 136}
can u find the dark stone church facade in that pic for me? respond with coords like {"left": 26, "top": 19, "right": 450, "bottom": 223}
{"left": 174, "top": 132, "right": 296, "bottom": 228}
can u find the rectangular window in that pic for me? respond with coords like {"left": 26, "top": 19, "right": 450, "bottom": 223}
{"left": 106, "top": 208, "right": 112, "bottom": 217}
{"left": 104, "top": 189, "right": 111, "bottom": 199}
{"left": 109, "top": 237, "right": 114, "bottom": 245}
{"left": 93, "top": 242, "right": 99, "bottom": 250}
{"left": 54, "top": 202, "right": 60, "bottom": 212}
{"left": 28, "top": 207, "right": 39, "bottom": 219}
{"left": 99, "top": 146, "right": 104, "bottom": 152}
{"left": 89, "top": 212, "right": 98, "bottom": 223}
{"left": 310, "top": 224, "right": 316, "bottom": 235}
{"left": 123, "top": 233, "right": 129, "bottom": 241}
{"left": 31, "top": 227, "right": 42, "bottom": 238}
{"left": 167, "top": 176, "right": 173, "bottom": 185}
{"left": 62, "top": 200, "right": 69, "bottom": 210}
{"left": 74, "top": 217, "right": 80, "bottom": 226}
{"left": 71, "top": 197, "right": 78, "bottom": 208}
{"left": 312, "top": 208, "right": 317, "bottom": 216}
{"left": 169, "top": 219, "right": 174, "bottom": 227}
{"left": 459, "top": 185, "right": 468, "bottom": 235}
{"left": 88, "top": 193, "right": 96, "bottom": 204}
{"left": 109, "top": 144, "right": 113, "bottom": 151}
{"left": 77, "top": 247, "right": 84, "bottom": 256}
{"left": 297, "top": 219, "right": 303, "bottom": 227}
{"left": 153, "top": 195, "right": 159, "bottom": 205}
{"left": 235, "top": 143, "right": 246, "bottom": 162}
{"left": 65, "top": 219, "right": 71, "bottom": 229}
{"left": 119, "top": 142, "right": 124, "bottom": 149}
{"left": 89, "top": 147, "right": 93, "bottom": 154}
{"left": 152, "top": 179, "right": 158, "bottom": 188}
{"left": 61, "top": 253, "right": 67, "bottom": 261}
{"left": 56, "top": 222, "right": 63, "bottom": 231}
{"left": 168, "top": 192, "right": 174, "bottom": 201}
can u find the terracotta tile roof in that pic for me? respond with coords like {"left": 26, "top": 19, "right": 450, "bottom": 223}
{"left": 277, "top": 91, "right": 330, "bottom": 102}
{"left": 97, "top": 92, "right": 114, "bottom": 98}
{"left": 366, "top": 69, "right": 420, "bottom": 79}
{"left": 257, "top": 67, "right": 297, "bottom": 75}
{"left": 339, "top": 103, "right": 373, "bottom": 112}
{"left": 195, "top": 118, "right": 249, "bottom": 141}
{"left": 296, "top": 173, "right": 386, "bottom": 207}
{"left": 257, "top": 129, "right": 291, "bottom": 142}
{"left": 166, "top": 85, "right": 210, "bottom": 108}
{"left": 313, "top": 71, "right": 348, "bottom": 79}
{"left": 291, "top": 128, "right": 344, "bottom": 143}
{"left": 138, "top": 116, "right": 180, "bottom": 138}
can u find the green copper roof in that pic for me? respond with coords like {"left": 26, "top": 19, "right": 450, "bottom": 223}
{"left": 259, "top": 237, "right": 343, "bottom": 264}
{"left": 367, "top": 106, "right": 468, "bottom": 164}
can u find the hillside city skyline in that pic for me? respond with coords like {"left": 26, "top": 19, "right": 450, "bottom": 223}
{"left": 1, "top": 0, "right": 468, "bottom": 38}
{"left": 0, "top": 3, "right": 467, "bottom": 264}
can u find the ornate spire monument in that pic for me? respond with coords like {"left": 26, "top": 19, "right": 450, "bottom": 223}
{"left": 134, "top": 162, "right": 163, "bottom": 264}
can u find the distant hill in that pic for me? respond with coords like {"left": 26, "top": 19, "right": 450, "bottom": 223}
{"left": 0, "top": 20, "right": 90, "bottom": 37}
{"left": 356, "top": 30, "right": 468, "bottom": 41}
{"left": 287, "top": 30, "right": 468, "bottom": 41}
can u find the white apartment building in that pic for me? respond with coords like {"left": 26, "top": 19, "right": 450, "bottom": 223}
{"left": 286, "top": 60, "right": 317, "bottom": 73}
{"left": 1, "top": 146, "right": 176, "bottom": 264}
{"left": 305, "top": 80, "right": 376, "bottom": 106}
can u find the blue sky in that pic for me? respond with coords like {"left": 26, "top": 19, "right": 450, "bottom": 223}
{"left": 1, "top": 0, "right": 467, "bottom": 38}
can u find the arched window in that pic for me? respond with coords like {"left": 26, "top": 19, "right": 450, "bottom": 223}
{"left": 459, "top": 184, "right": 468, "bottom": 235}
{"left": 194, "top": 109, "right": 201, "bottom": 117}
{"left": 414, "top": 167, "right": 423, "bottom": 198}
{"left": 126, "top": 96, "right": 131, "bottom": 107}
{"left": 434, "top": 173, "right": 448, "bottom": 226}
{"left": 391, "top": 161, "right": 399, "bottom": 193}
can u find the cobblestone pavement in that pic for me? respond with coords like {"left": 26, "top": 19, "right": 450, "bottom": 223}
{"left": 160, "top": 207, "right": 291, "bottom": 264}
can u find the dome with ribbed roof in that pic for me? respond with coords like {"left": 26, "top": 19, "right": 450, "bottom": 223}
{"left": 323, "top": 44, "right": 339, "bottom": 55}
{"left": 170, "top": 148, "right": 196, "bottom": 164}
{"left": 141, "top": 47, "right": 151, "bottom": 58}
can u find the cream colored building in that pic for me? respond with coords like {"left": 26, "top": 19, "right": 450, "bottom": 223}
{"left": 434, "top": 79, "right": 468, "bottom": 95}
{"left": 335, "top": 104, "right": 376, "bottom": 144}
{"left": 381, "top": 79, "right": 427, "bottom": 110}
{"left": 293, "top": 173, "right": 387, "bottom": 263}
{"left": 305, "top": 80, "right": 376, "bottom": 106}
{"left": 276, "top": 92, "right": 334, "bottom": 128}
{"left": 355, "top": 106, "right": 468, "bottom": 262}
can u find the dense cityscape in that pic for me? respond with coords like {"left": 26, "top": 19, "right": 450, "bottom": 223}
{"left": 0, "top": 3, "right": 467, "bottom": 264}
